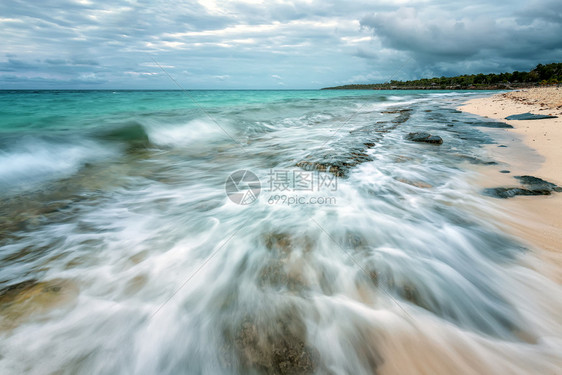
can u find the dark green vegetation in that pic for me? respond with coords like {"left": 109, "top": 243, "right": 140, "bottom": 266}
{"left": 323, "top": 63, "right": 562, "bottom": 90}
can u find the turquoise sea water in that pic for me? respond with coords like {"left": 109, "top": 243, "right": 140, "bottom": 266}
{"left": 0, "top": 90, "right": 382, "bottom": 131}
{"left": 0, "top": 90, "right": 401, "bottom": 188}
{"left": 1, "top": 90, "right": 561, "bottom": 374}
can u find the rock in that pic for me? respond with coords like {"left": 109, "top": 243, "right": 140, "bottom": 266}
{"left": 296, "top": 149, "right": 374, "bottom": 178}
{"left": 259, "top": 261, "right": 290, "bottom": 289}
{"left": 466, "top": 121, "right": 513, "bottom": 128}
{"left": 484, "top": 175, "right": 562, "bottom": 198}
{"left": 505, "top": 112, "right": 558, "bottom": 120}
{"left": 381, "top": 109, "right": 410, "bottom": 114}
{"left": 227, "top": 310, "right": 318, "bottom": 375}
{"left": 264, "top": 232, "right": 293, "bottom": 255}
{"left": 391, "top": 110, "right": 412, "bottom": 124}
{"left": 484, "top": 187, "right": 547, "bottom": 199}
{"left": 456, "top": 155, "right": 498, "bottom": 165}
{"left": 515, "top": 175, "right": 562, "bottom": 192}
{"left": 295, "top": 161, "right": 346, "bottom": 177}
{"left": 260, "top": 233, "right": 311, "bottom": 292}
{"left": 0, "top": 279, "right": 79, "bottom": 330}
{"left": 405, "top": 132, "right": 443, "bottom": 144}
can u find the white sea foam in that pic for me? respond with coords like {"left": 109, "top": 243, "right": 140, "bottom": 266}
{"left": 1, "top": 91, "right": 561, "bottom": 375}
{"left": 0, "top": 138, "right": 116, "bottom": 190}
{"left": 145, "top": 118, "right": 232, "bottom": 147}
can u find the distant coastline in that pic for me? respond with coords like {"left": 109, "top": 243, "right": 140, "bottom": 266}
{"left": 323, "top": 63, "right": 561, "bottom": 90}
{"left": 322, "top": 84, "right": 519, "bottom": 90}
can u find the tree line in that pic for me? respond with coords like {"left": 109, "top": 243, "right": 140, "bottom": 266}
{"left": 323, "top": 63, "right": 562, "bottom": 90}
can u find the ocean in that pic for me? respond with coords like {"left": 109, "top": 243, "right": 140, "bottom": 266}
{"left": 1, "top": 90, "right": 561, "bottom": 374}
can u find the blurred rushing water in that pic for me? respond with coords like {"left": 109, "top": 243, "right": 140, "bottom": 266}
{"left": 0, "top": 90, "right": 561, "bottom": 374}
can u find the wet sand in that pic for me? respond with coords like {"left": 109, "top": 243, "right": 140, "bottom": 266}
{"left": 460, "top": 87, "right": 562, "bottom": 282}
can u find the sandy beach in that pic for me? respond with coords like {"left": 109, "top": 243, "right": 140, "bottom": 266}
{"left": 460, "top": 87, "right": 562, "bottom": 281}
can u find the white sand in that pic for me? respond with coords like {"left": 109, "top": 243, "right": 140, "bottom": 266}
{"left": 460, "top": 87, "right": 562, "bottom": 282}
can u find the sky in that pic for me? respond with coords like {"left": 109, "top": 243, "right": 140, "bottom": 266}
{"left": 1, "top": 0, "right": 561, "bottom": 89}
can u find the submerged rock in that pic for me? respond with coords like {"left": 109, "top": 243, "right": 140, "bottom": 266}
{"left": 396, "top": 178, "right": 432, "bottom": 189}
{"left": 381, "top": 109, "right": 410, "bottom": 114}
{"left": 224, "top": 309, "right": 318, "bottom": 375}
{"left": 390, "top": 109, "right": 412, "bottom": 124}
{"left": 405, "top": 132, "right": 443, "bottom": 144}
{"left": 455, "top": 154, "right": 498, "bottom": 165}
{"left": 505, "top": 112, "right": 558, "bottom": 120}
{"left": 259, "top": 232, "right": 312, "bottom": 292}
{"left": 296, "top": 150, "right": 374, "bottom": 178}
{"left": 295, "top": 161, "right": 347, "bottom": 177}
{"left": 0, "top": 279, "right": 79, "bottom": 330}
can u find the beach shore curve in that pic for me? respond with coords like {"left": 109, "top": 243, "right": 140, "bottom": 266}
{"left": 460, "top": 87, "right": 562, "bottom": 281}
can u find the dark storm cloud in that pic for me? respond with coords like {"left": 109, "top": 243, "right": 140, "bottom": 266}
{"left": 0, "top": 59, "right": 38, "bottom": 72}
{"left": 1, "top": 0, "right": 560, "bottom": 88}
{"left": 360, "top": 0, "right": 562, "bottom": 77}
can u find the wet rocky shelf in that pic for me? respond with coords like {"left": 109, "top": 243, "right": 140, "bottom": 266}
{"left": 295, "top": 108, "right": 411, "bottom": 177}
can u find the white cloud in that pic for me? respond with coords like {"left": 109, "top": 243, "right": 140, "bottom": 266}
{"left": 141, "top": 62, "right": 174, "bottom": 69}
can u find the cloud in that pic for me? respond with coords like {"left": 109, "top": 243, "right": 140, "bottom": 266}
{"left": 360, "top": 0, "right": 562, "bottom": 77}
{"left": 0, "top": 0, "right": 560, "bottom": 88}
{"left": 1, "top": 0, "right": 382, "bottom": 88}
{"left": 214, "top": 75, "right": 230, "bottom": 81}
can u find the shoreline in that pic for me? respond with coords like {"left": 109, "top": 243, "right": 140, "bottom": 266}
{"left": 459, "top": 87, "right": 562, "bottom": 282}
{"left": 322, "top": 86, "right": 513, "bottom": 90}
